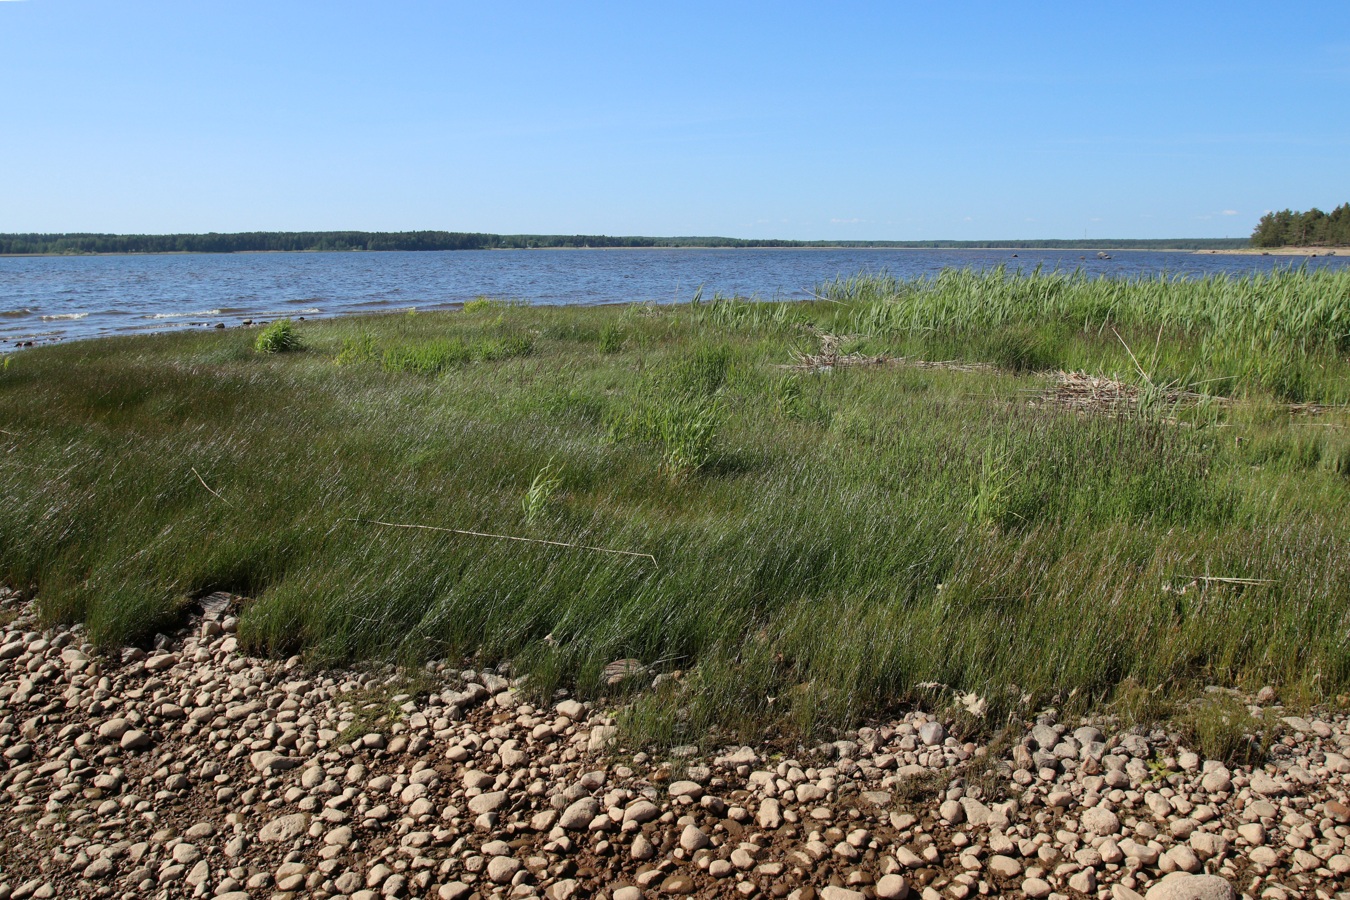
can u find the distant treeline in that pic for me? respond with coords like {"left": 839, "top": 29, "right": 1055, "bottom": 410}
{"left": 1251, "top": 205, "right": 1350, "bottom": 248}
{"left": 0, "top": 231, "right": 1250, "bottom": 255}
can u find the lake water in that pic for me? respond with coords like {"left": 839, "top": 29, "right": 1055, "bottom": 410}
{"left": 2, "top": 248, "right": 1347, "bottom": 346}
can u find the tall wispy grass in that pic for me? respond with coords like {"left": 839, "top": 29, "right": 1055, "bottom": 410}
{"left": 1, "top": 270, "right": 1347, "bottom": 743}
{"left": 822, "top": 266, "right": 1350, "bottom": 402}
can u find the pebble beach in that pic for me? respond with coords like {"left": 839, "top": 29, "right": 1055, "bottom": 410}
{"left": 3, "top": 589, "right": 1349, "bottom": 900}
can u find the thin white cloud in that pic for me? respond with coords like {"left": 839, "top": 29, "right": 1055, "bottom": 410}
{"left": 1222, "top": 210, "right": 1239, "bottom": 216}
{"left": 830, "top": 218, "right": 863, "bottom": 225}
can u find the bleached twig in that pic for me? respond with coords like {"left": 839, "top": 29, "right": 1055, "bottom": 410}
{"left": 344, "top": 518, "right": 658, "bottom": 567}
{"left": 191, "top": 467, "right": 232, "bottom": 506}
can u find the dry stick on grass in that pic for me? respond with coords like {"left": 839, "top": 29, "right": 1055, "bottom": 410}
{"left": 191, "top": 467, "right": 232, "bottom": 506}
{"left": 344, "top": 518, "right": 658, "bottom": 567}
{"left": 1177, "top": 575, "right": 1277, "bottom": 586}
{"left": 1112, "top": 327, "right": 1155, "bottom": 387}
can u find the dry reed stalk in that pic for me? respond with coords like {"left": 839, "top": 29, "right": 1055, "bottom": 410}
{"left": 1042, "top": 371, "right": 1233, "bottom": 413}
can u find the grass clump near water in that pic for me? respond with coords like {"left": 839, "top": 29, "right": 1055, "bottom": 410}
{"left": 1, "top": 267, "right": 1349, "bottom": 745}
{"left": 254, "top": 318, "right": 303, "bottom": 353}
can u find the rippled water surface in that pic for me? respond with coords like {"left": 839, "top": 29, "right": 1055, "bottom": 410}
{"left": 3, "top": 248, "right": 1347, "bottom": 345}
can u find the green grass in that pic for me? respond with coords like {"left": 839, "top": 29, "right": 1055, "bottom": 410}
{"left": 1, "top": 267, "right": 1349, "bottom": 746}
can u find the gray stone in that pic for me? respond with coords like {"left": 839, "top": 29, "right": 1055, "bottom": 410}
{"left": 1081, "top": 806, "right": 1121, "bottom": 836}
{"left": 1022, "top": 877, "right": 1052, "bottom": 899}
{"left": 622, "top": 800, "right": 660, "bottom": 824}
{"left": 667, "top": 780, "right": 704, "bottom": 800}
{"left": 119, "top": 729, "right": 151, "bottom": 751}
{"left": 558, "top": 797, "right": 599, "bottom": 830}
{"left": 875, "top": 874, "right": 909, "bottom": 900}
{"left": 917, "top": 722, "right": 946, "bottom": 746}
{"left": 820, "top": 888, "right": 866, "bottom": 900}
{"left": 258, "top": 813, "right": 309, "bottom": 843}
{"left": 960, "top": 797, "right": 1009, "bottom": 828}
{"left": 679, "top": 824, "right": 709, "bottom": 852}
{"left": 486, "top": 856, "right": 520, "bottom": 884}
{"left": 467, "top": 791, "right": 508, "bottom": 815}
{"left": 1142, "top": 873, "right": 1236, "bottom": 900}
{"left": 1249, "top": 771, "right": 1286, "bottom": 796}
{"left": 97, "top": 718, "right": 130, "bottom": 741}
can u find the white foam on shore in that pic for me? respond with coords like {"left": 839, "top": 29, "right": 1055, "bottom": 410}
{"left": 144, "top": 309, "right": 224, "bottom": 319}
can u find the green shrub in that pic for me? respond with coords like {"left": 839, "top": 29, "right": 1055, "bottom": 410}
{"left": 254, "top": 319, "right": 302, "bottom": 354}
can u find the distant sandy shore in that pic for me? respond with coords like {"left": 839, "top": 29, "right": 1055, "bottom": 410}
{"left": 1197, "top": 246, "right": 1345, "bottom": 256}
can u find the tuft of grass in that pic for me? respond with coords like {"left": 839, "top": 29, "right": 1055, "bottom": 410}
{"left": 523, "top": 458, "right": 562, "bottom": 523}
{"left": 599, "top": 322, "right": 624, "bottom": 354}
{"left": 1177, "top": 694, "right": 1277, "bottom": 766}
{"left": 382, "top": 339, "right": 471, "bottom": 375}
{"left": 254, "top": 319, "right": 302, "bottom": 354}
{"left": 335, "top": 333, "right": 379, "bottom": 367}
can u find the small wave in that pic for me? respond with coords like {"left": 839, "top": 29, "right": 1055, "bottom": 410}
{"left": 41, "top": 312, "right": 89, "bottom": 320}
{"left": 144, "top": 309, "right": 223, "bottom": 320}
{"left": 258, "top": 307, "right": 320, "bottom": 317}
{"left": 0, "top": 308, "right": 33, "bottom": 318}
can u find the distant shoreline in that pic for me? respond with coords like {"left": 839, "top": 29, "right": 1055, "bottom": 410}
{"left": 1196, "top": 246, "right": 1345, "bottom": 256}
{"left": 0, "top": 232, "right": 1251, "bottom": 256}
{"left": 1, "top": 245, "right": 1242, "bottom": 259}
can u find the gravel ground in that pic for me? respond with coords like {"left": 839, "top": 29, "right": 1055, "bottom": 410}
{"left": 2, "top": 589, "right": 1349, "bottom": 900}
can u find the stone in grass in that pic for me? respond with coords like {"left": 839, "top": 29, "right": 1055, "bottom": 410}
{"left": 917, "top": 721, "right": 946, "bottom": 747}
{"left": 603, "top": 658, "right": 646, "bottom": 685}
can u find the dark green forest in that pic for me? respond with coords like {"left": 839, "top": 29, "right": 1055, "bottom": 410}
{"left": 0, "top": 231, "right": 1247, "bottom": 255}
{"left": 1251, "top": 204, "right": 1350, "bottom": 248}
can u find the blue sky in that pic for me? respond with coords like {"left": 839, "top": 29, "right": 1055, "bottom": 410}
{"left": 1, "top": 1, "right": 1346, "bottom": 239}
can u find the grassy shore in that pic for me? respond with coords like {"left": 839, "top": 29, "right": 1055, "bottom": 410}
{"left": 2, "top": 268, "right": 1348, "bottom": 744}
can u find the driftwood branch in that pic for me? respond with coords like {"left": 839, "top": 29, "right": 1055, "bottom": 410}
{"left": 344, "top": 518, "right": 658, "bottom": 567}
{"left": 1176, "top": 575, "right": 1275, "bottom": 586}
